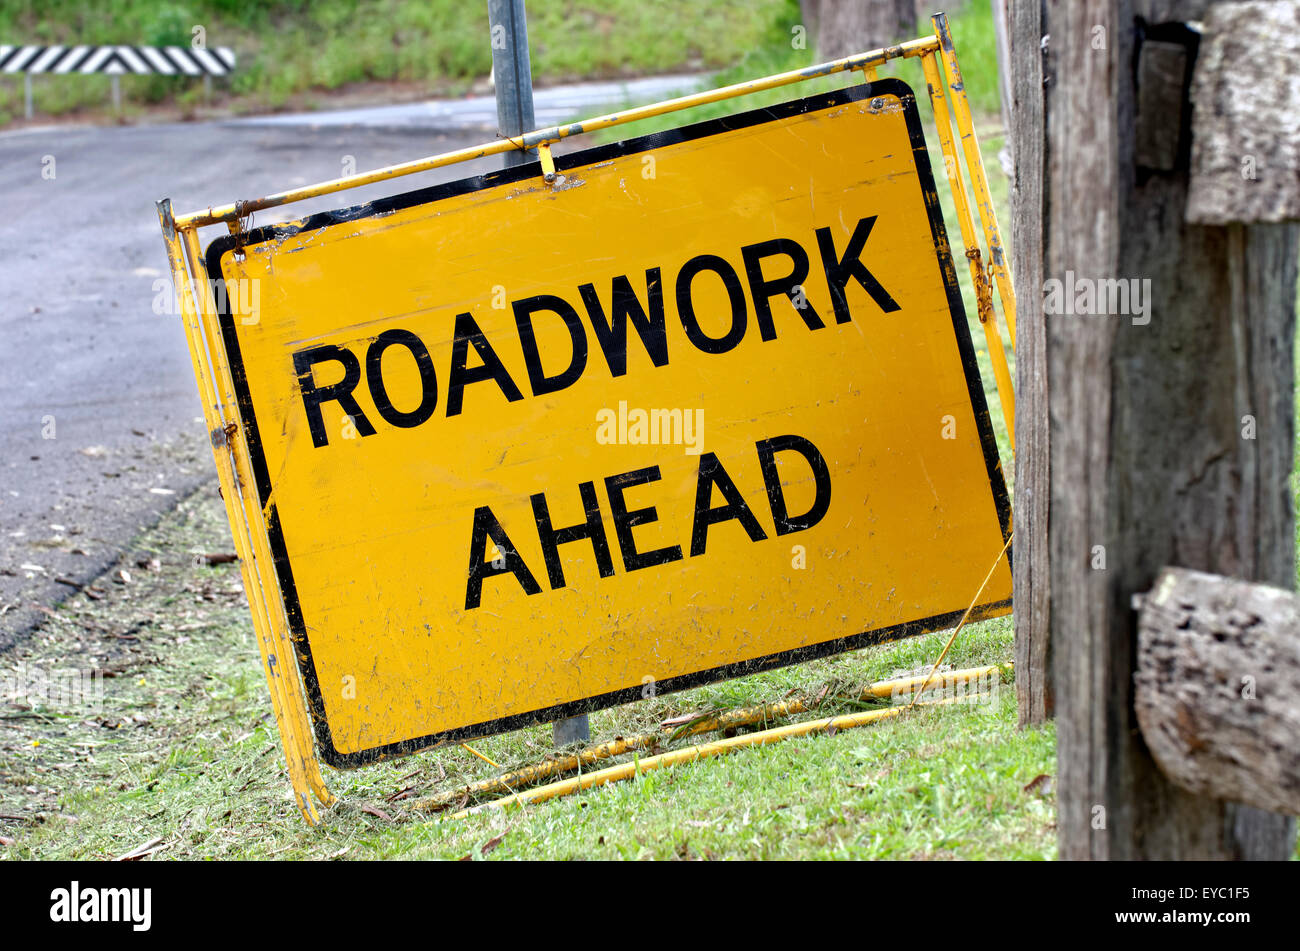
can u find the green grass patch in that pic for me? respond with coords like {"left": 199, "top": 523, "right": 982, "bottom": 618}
{"left": 1, "top": 486, "right": 1047, "bottom": 860}
{"left": 0, "top": 0, "right": 792, "bottom": 125}
{"left": 581, "top": 0, "right": 1003, "bottom": 139}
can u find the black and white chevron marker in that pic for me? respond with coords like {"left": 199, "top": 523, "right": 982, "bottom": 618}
{"left": 0, "top": 45, "right": 236, "bottom": 76}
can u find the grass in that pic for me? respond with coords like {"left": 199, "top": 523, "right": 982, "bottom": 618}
{"left": 0, "top": 0, "right": 791, "bottom": 125}
{"left": 0, "top": 484, "right": 1049, "bottom": 859}
{"left": 583, "top": 0, "right": 1002, "bottom": 140}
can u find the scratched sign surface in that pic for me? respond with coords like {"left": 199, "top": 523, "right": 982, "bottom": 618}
{"left": 206, "top": 80, "right": 1011, "bottom": 767}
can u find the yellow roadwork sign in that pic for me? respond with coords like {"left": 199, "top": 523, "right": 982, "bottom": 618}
{"left": 204, "top": 79, "right": 1010, "bottom": 766}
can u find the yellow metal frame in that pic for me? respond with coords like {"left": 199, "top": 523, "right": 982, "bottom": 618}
{"left": 416, "top": 664, "right": 1009, "bottom": 813}
{"left": 449, "top": 698, "right": 973, "bottom": 819}
{"left": 157, "top": 12, "right": 1015, "bottom": 826}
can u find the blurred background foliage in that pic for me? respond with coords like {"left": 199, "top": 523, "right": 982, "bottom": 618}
{"left": 0, "top": 1, "right": 999, "bottom": 125}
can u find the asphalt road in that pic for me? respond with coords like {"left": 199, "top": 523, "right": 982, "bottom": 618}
{"left": 0, "top": 75, "right": 704, "bottom": 646}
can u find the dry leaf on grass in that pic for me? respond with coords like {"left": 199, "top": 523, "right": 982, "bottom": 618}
{"left": 1023, "top": 774, "right": 1053, "bottom": 796}
{"left": 115, "top": 836, "right": 166, "bottom": 861}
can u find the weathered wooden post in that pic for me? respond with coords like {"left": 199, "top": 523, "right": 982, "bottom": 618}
{"left": 798, "top": 0, "right": 921, "bottom": 59}
{"left": 1011, "top": 0, "right": 1300, "bottom": 858}
{"left": 1008, "top": 0, "right": 1051, "bottom": 729}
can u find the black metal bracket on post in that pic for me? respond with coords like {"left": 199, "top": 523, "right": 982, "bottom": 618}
{"left": 1133, "top": 19, "right": 1201, "bottom": 176}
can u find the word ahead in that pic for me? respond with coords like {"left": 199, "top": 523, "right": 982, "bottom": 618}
{"left": 465, "top": 434, "right": 831, "bottom": 610}
{"left": 205, "top": 80, "right": 1011, "bottom": 766}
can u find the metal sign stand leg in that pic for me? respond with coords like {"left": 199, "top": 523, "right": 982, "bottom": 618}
{"left": 158, "top": 201, "right": 333, "bottom": 825}
{"left": 932, "top": 13, "right": 1017, "bottom": 350}
{"left": 920, "top": 48, "right": 1016, "bottom": 446}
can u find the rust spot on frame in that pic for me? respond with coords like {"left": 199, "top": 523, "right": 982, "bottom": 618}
{"left": 966, "top": 247, "right": 994, "bottom": 324}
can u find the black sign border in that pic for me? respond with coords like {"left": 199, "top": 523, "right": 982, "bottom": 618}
{"left": 205, "top": 77, "right": 1012, "bottom": 768}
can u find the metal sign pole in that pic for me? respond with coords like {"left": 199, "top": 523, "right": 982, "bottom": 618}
{"left": 486, "top": 0, "right": 589, "bottom": 747}
{"left": 488, "top": 0, "right": 537, "bottom": 168}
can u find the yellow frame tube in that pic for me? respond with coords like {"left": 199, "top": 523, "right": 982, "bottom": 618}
{"left": 920, "top": 50, "right": 1015, "bottom": 447}
{"left": 159, "top": 20, "right": 1017, "bottom": 826}
{"left": 177, "top": 226, "right": 337, "bottom": 814}
{"left": 932, "top": 13, "right": 1017, "bottom": 350}
{"left": 158, "top": 201, "right": 330, "bottom": 824}
{"left": 159, "top": 204, "right": 316, "bottom": 823}
{"left": 450, "top": 698, "right": 968, "bottom": 819}
{"left": 171, "top": 36, "right": 939, "bottom": 229}
{"left": 417, "top": 665, "right": 1007, "bottom": 811}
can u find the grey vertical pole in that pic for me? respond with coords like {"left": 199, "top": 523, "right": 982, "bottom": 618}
{"left": 111, "top": 74, "right": 121, "bottom": 114}
{"left": 487, "top": 0, "right": 537, "bottom": 167}
{"left": 24, "top": 74, "right": 33, "bottom": 119}
{"left": 487, "top": 0, "right": 588, "bottom": 747}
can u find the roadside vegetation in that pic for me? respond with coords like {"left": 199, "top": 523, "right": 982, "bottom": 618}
{"left": 588, "top": 0, "right": 1002, "bottom": 139}
{"left": 1, "top": 484, "right": 1051, "bottom": 860}
{"left": 0, "top": 0, "right": 792, "bottom": 125}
